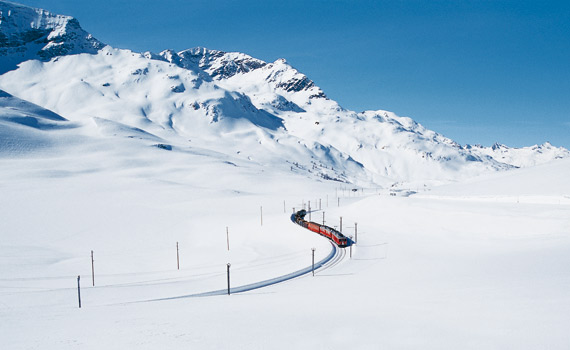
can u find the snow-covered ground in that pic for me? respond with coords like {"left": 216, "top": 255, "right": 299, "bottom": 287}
{"left": 1, "top": 133, "right": 569, "bottom": 348}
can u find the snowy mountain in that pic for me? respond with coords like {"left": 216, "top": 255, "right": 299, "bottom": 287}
{"left": 0, "top": 1, "right": 104, "bottom": 73}
{"left": 467, "top": 142, "right": 569, "bottom": 168}
{"left": 0, "top": 0, "right": 567, "bottom": 188}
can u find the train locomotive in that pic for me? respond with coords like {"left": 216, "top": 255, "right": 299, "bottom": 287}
{"left": 293, "top": 209, "right": 349, "bottom": 247}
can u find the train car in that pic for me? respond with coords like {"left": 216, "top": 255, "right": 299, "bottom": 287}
{"left": 293, "top": 210, "right": 349, "bottom": 248}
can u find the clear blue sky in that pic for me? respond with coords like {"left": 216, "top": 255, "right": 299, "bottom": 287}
{"left": 15, "top": 0, "right": 570, "bottom": 148}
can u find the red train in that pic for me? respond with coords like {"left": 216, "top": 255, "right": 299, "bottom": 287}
{"left": 293, "top": 209, "right": 349, "bottom": 247}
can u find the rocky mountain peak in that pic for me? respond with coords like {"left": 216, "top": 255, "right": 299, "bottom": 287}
{"left": 0, "top": 0, "right": 104, "bottom": 73}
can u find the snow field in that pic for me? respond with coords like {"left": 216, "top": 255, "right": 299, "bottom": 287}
{"left": 2, "top": 150, "right": 569, "bottom": 348}
{"left": 0, "top": 144, "right": 336, "bottom": 306}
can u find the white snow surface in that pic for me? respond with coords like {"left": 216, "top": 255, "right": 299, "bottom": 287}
{"left": 467, "top": 142, "right": 569, "bottom": 168}
{"left": 1, "top": 2, "right": 570, "bottom": 349}
{"left": 1, "top": 133, "right": 569, "bottom": 348}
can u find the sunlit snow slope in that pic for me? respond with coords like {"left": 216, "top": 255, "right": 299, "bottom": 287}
{"left": 0, "top": 1, "right": 567, "bottom": 188}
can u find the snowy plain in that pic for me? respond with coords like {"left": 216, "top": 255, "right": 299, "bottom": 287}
{"left": 1, "top": 126, "right": 569, "bottom": 348}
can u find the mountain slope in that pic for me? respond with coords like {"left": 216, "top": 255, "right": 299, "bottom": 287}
{"left": 0, "top": 88, "right": 81, "bottom": 155}
{"left": 467, "top": 142, "right": 569, "bottom": 168}
{"left": 0, "top": 47, "right": 510, "bottom": 187}
{"left": 0, "top": 1, "right": 567, "bottom": 188}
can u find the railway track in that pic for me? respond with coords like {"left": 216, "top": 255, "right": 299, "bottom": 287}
{"left": 139, "top": 212, "right": 348, "bottom": 303}
{"left": 318, "top": 243, "right": 346, "bottom": 273}
{"left": 143, "top": 243, "right": 341, "bottom": 302}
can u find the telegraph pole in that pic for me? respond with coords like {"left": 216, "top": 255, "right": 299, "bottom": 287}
{"left": 227, "top": 263, "right": 231, "bottom": 295}
{"left": 355, "top": 222, "right": 358, "bottom": 244}
{"left": 340, "top": 216, "right": 343, "bottom": 232}
{"left": 77, "top": 275, "right": 81, "bottom": 308}
{"left": 311, "top": 248, "right": 316, "bottom": 276}
{"left": 176, "top": 242, "right": 180, "bottom": 270}
{"left": 91, "top": 250, "right": 95, "bottom": 287}
{"left": 226, "top": 227, "right": 230, "bottom": 251}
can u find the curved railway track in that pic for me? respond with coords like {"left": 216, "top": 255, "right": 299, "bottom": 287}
{"left": 140, "top": 210, "right": 348, "bottom": 302}
{"left": 145, "top": 242, "right": 339, "bottom": 302}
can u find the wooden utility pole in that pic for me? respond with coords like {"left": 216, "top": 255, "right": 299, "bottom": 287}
{"left": 322, "top": 211, "right": 325, "bottom": 225}
{"left": 308, "top": 201, "right": 311, "bottom": 221}
{"left": 311, "top": 248, "right": 316, "bottom": 276}
{"left": 340, "top": 216, "right": 343, "bottom": 232}
{"left": 355, "top": 222, "right": 358, "bottom": 244}
{"left": 77, "top": 275, "right": 81, "bottom": 308}
{"left": 226, "top": 227, "right": 230, "bottom": 251}
{"left": 91, "top": 250, "right": 95, "bottom": 287}
{"left": 227, "top": 263, "right": 231, "bottom": 295}
{"left": 349, "top": 236, "right": 353, "bottom": 258}
{"left": 176, "top": 242, "right": 180, "bottom": 270}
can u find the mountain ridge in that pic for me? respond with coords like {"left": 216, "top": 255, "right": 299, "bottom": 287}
{"left": 0, "top": 0, "right": 568, "bottom": 188}
{"left": 0, "top": 0, "right": 104, "bottom": 73}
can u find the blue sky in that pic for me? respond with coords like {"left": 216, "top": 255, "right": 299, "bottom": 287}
{"left": 15, "top": 0, "right": 570, "bottom": 148}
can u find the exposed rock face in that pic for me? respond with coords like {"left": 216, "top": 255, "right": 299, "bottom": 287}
{"left": 0, "top": 1, "right": 104, "bottom": 72}
{"left": 157, "top": 48, "right": 328, "bottom": 101}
